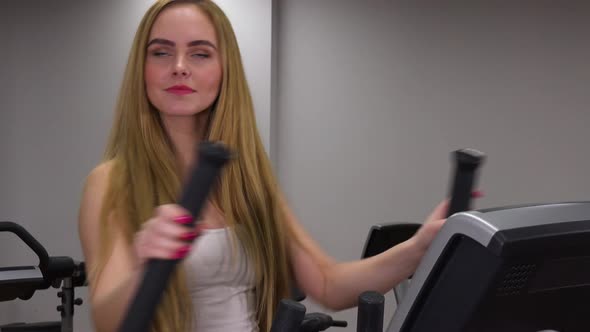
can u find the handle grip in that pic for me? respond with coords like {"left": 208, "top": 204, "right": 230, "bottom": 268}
{"left": 447, "top": 148, "right": 485, "bottom": 217}
{"left": 117, "top": 142, "right": 232, "bottom": 332}
{"left": 357, "top": 291, "right": 385, "bottom": 332}
{"left": 0, "top": 221, "right": 50, "bottom": 273}
{"left": 270, "top": 299, "right": 307, "bottom": 332}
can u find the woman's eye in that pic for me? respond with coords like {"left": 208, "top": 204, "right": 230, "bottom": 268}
{"left": 192, "top": 53, "right": 210, "bottom": 59}
{"left": 151, "top": 50, "right": 170, "bottom": 57}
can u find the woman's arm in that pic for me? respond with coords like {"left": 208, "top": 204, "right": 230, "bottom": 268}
{"left": 78, "top": 162, "right": 144, "bottom": 332}
{"left": 285, "top": 197, "right": 448, "bottom": 311}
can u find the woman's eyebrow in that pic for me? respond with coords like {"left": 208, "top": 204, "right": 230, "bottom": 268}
{"left": 147, "top": 38, "right": 217, "bottom": 50}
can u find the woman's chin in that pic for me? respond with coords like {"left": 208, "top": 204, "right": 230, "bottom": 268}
{"left": 158, "top": 107, "right": 207, "bottom": 117}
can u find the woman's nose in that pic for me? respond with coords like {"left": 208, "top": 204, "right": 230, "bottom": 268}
{"left": 173, "top": 57, "right": 190, "bottom": 77}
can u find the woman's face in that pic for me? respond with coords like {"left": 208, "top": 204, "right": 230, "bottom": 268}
{"left": 145, "top": 4, "right": 222, "bottom": 117}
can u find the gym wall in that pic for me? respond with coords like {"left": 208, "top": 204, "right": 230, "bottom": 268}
{"left": 274, "top": 0, "right": 590, "bottom": 330}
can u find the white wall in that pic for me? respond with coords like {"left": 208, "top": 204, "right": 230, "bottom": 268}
{"left": 0, "top": 0, "right": 272, "bottom": 330}
{"left": 275, "top": 1, "right": 590, "bottom": 330}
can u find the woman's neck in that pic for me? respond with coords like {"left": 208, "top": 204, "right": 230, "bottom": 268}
{"left": 160, "top": 111, "right": 210, "bottom": 181}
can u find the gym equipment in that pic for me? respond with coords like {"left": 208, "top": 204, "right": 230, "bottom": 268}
{"left": 446, "top": 148, "right": 485, "bottom": 216}
{"left": 362, "top": 148, "right": 484, "bottom": 304}
{"left": 299, "top": 312, "right": 348, "bottom": 332}
{"left": 269, "top": 291, "right": 384, "bottom": 332}
{"left": 362, "top": 222, "right": 420, "bottom": 304}
{"left": 356, "top": 291, "right": 385, "bottom": 332}
{"left": 118, "top": 141, "right": 232, "bottom": 332}
{"left": 358, "top": 150, "right": 590, "bottom": 331}
{"left": 0, "top": 222, "right": 86, "bottom": 332}
{"left": 386, "top": 201, "right": 590, "bottom": 332}
{"left": 298, "top": 313, "right": 347, "bottom": 332}
{"left": 271, "top": 148, "right": 484, "bottom": 331}
{"left": 270, "top": 299, "right": 306, "bottom": 332}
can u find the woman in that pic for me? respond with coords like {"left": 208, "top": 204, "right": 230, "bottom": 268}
{"left": 77, "top": 1, "right": 450, "bottom": 331}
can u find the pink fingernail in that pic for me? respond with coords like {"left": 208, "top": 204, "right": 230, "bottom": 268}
{"left": 172, "top": 253, "right": 186, "bottom": 260}
{"left": 472, "top": 190, "right": 484, "bottom": 198}
{"left": 173, "top": 215, "right": 193, "bottom": 224}
{"left": 180, "top": 231, "right": 198, "bottom": 241}
{"left": 172, "top": 246, "right": 191, "bottom": 259}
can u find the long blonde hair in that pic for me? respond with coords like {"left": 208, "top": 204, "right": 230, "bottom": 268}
{"left": 92, "top": 1, "right": 293, "bottom": 331}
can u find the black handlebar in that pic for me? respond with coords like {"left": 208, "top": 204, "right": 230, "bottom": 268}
{"left": 117, "top": 141, "right": 233, "bottom": 332}
{"left": 0, "top": 221, "right": 86, "bottom": 292}
{"left": 270, "top": 299, "right": 307, "bottom": 332}
{"left": 357, "top": 291, "right": 385, "bottom": 332}
{"left": 447, "top": 148, "right": 485, "bottom": 217}
{"left": 0, "top": 221, "right": 50, "bottom": 280}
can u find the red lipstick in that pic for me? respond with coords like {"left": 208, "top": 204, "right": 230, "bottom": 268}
{"left": 165, "top": 85, "right": 195, "bottom": 95}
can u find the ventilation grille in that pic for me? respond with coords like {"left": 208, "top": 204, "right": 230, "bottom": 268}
{"left": 496, "top": 264, "right": 537, "bottom": 296}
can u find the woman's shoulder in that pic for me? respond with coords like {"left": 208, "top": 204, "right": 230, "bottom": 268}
{"left": 80, "top": 160, "right": 117, "bottom": 210}
{"left": 87, "top": 159, "right": 116, "bottom": 182}
{"left": 89, "top": 159, "right": 115, "bottom": 177}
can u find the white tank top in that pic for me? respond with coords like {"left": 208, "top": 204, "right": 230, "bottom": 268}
{"left": 184, "top": 227, "right": 259, "bottom": 332}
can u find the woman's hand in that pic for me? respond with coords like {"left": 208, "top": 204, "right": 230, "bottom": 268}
{"left": 411, "top": 191, "right": 483, "bottom": 254}
{"left": 132, "top": 204, "right": 202, "bottom": 269}
{"left": 410, "top": 200, "right": 449, "bottom": 254}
